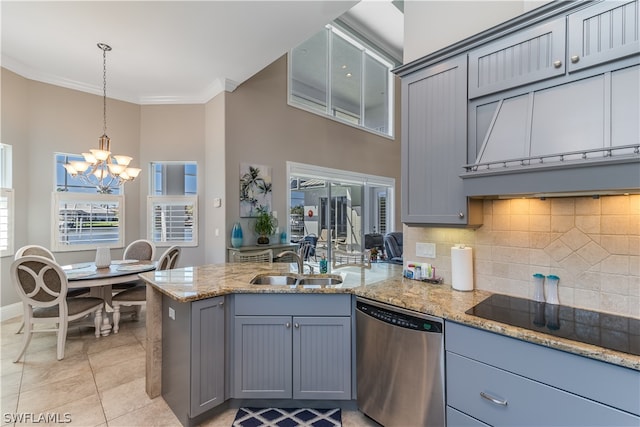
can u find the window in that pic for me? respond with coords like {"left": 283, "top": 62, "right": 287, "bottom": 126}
{"left": 147, "top": 162, "right": 198, "bottom": 247}
{"left": 54, "top": 152, "right": 124, "bottom": 251}
{"left": 1, "top": 144, "right": 14, "bottom": 257}
{"left": 289, "top": 24, "right": 395, "bottom": 137}
{"left": 52, "top": 192, "right": 124, "bottom": 251}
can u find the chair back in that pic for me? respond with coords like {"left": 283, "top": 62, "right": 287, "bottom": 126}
{"left": 15, "top": 245, "right": 56, "bottom": 261}
{"left": 298, "top": 234, "right": 318, "bottom": 261}
{"left": 157, "top": 246, "right": 181, "bottom": 270}
{"left": 384, "top": 232, "right": 403, "bottom": 260}
{"left": 332, "top": 249, "right": 371, "bottom": 269}
{"left": 233, "top": 249, "right": 273, "bottom": 263}
{"left": 124, "top": 239, "right": 156, "bottom": 261}
{"left": 12, "top": 256, "right": 68, "bottom": 311}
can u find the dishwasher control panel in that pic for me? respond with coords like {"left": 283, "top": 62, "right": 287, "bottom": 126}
{"left": 357, "top": 300, "right": 442, "bottom": 333}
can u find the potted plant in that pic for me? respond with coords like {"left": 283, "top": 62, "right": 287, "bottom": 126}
{"left": 254, "top": 208, "right": 277, "bottom": 245}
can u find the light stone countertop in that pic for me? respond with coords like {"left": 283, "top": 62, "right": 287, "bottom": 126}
{"left": 139, "top": 262, "right": 640, "bottom": 371}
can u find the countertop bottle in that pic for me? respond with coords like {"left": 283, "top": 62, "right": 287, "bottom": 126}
{"left": 319, "top": 255, "right": 327, "bottom": 274}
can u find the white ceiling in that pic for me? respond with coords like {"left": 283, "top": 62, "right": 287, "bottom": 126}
{"left": 1, "top": 1, "right": 403, "bottom": 105}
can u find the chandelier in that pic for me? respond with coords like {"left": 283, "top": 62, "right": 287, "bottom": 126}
{"left": 64, "top": 43, "right": 141, "bottom": 194}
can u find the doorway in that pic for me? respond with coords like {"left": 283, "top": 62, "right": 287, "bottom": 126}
{"left": 287, "top": 162, "right": 395, "bottom": 268}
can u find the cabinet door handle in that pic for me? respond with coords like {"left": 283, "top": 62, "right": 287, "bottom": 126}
{"left": 553, "top": 60, "right": 562, "bottom": 68}
{"left": 294, "top": 323, "right": 299, "bottom": 328}
{"left": 218, "top": 301, "right": 224, "bottom": 307}
{"left": 480, "top": 391, "right": 508, "bottom": 406}
{"left": 285, "top": 322, "right": 291, "bottom": 328}
{"left": 458, "top": 212, "right": 465, "bottom": 219}
{"left": 570, "top": 55, "right": 580, "bottom": 64}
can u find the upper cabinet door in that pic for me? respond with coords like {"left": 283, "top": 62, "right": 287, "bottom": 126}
{"left": 402, "top": 56, "right": 480, "bottom": 225}
{"left": 468, "top": 17, "right": 566, "bottom": 99}
{"left": 567, "top": 0, "right": 640, "bottom": 73}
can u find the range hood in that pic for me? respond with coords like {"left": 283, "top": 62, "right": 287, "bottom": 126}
{"left": 461, "top": 150, "right": 640, "bottom": 199}
{"left": 462, "top": 64, "right": 640, "bottom": 198}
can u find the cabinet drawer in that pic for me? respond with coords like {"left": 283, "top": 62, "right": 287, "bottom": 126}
{"left": 468, "top": 17, "right": 565, "bottom": 99}
{"left": 447, "top": 352, "right": 639, "bottom": 426}
{"left": 234, "top": 294, "right": 351, "bottom": 316}
{"left": 446, "top": 321, "right": 640, "bottom": 415}
{"left": 447, "top": 406, "right": 489, "bottom": 427}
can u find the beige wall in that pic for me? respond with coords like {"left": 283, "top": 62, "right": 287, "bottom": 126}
{"left": 139, "top": 104, "right": 207, "bottom": 265}
{"left": 404, "top": 196, "right": 640, "bottom": 318}
{"left": 403, "top": 0, "right": 553, "bottom": 63}
{"left": 224, "top": 55, "right": 401, "bottom": 247}
{"left": 205, "top": 92, "right": 228, "bottom": 264}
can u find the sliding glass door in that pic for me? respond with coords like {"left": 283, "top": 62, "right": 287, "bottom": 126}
{"left": 287, "top": 162, "right": 394, "bottom": 269}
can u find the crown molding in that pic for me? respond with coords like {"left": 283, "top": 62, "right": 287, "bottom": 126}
{"left": 2, "top": 55, "right": 239, "bottom": 105}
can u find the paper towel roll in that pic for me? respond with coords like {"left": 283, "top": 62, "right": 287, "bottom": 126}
{"left": 451, "top": 246, "right": 473, "bottom": 291}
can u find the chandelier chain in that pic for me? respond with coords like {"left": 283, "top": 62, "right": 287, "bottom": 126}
{"left": 103, "top": 46, "right": 107, "bottom": 135}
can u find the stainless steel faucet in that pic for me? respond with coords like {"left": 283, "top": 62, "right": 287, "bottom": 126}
{"left": 276, "top": 251, "right": 304, "bottom": 274}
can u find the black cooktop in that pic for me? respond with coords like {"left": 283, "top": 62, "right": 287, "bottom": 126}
{"left": 466, "top": 294, "right": 640, "bottom": 356}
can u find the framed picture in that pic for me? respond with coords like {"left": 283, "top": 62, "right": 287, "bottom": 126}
{"left": 239, "top": 163, "right": 272, "bottom": 217}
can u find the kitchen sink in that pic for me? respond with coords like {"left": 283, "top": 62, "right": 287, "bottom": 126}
{"left": 297, "top": 274, "right": 343, "bottom": 287}
{"left": 249, "top": 273, "right": 298, "bottom": 285}
{"left": 249, "top": 273, "right": 343, "bottom": 287}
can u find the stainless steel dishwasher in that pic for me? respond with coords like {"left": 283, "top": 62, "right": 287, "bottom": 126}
{"left": 356, "top": 297, "right": 445, "bottom": 426}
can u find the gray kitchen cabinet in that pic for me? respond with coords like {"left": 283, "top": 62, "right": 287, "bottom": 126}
{"left": 401, "top": 55, "right": 482, "bottom": 226}
{"left": 445, "top": 321, "right": 640, "bottom": 427}
{"left": 234, "top": 315, "right": 293, "bottom": 399}
{"left": 162, "top": 296, "right": 225, "bottom": 426}
{"left": 232, "top": 294, "right": 352, "bottom": 400}
{"left": 567, "top": 0, "right": 640, "bottom": 73}
{"left": 293, "top": 316, "right": 351, "bottom": 400}
{"left": 468, "top": 17, "right": 566, "bottom": 99}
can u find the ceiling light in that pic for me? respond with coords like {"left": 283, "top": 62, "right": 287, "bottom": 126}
{"left": 64, "top": 43, "right": 140, "bottom": 194}
{"left": 346, "top": 73, "right": 352, "bottom": 77}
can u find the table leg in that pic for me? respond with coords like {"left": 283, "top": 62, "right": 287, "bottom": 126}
{"left": 100, "top": 315, "right": 112, "bottom": 336}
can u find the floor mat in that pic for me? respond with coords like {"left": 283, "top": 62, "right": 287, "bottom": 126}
{"left": 232, "top": 407, "right": 341, "bottom": 427}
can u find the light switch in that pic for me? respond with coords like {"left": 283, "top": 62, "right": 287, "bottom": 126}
{"left": 213, "top": 198, "right": 222, "bottom": 208}
{"left": 416, "top": 242, "right": 436, "bottom": 258}
{"left": 168, "top": 307, "right": 175, "bottom": 320}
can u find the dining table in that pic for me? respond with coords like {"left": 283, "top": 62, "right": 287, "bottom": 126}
{"left": 62, "top": 259, "right": 156, "bottom": 336}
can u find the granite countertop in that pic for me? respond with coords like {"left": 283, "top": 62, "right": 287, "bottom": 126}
{"left": 139, "top": 262, "right": 640, "bottom": 371}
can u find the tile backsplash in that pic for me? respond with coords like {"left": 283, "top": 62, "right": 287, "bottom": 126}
{"left": 404, "top": 195, "right": 640, "bottom": 318}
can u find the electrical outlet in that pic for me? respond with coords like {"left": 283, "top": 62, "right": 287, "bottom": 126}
{"left": 168, "top": 307, "right": 175, "bottom": 320}
{"left": 416, "top": 242, "right": 436, "bottom": 258}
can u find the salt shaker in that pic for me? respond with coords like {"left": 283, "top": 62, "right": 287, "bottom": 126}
{"left": 546, "top": 275, "right": 560, "bottom": 305}
{"left": 532, "top": 273, "right": 545, "bottom": 302}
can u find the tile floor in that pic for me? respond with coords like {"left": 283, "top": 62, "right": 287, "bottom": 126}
{"left": 1, "top": 312, "right": 379, "bottom": 427}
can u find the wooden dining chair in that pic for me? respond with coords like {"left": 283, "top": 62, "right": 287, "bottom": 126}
{"left": 112, "top": 246, "right": 181, "bottom": 333}
{"left": 113, "top": 239, "right": 157, "bottom": 293}
{"left": 14, "top": 245, "right": 90, "bottom": 334}
{"left": 123, "top": 239, "right": 156, "bottom": 261}
{"left": 12, "top": 255, "right": 104, "bottom": 362}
